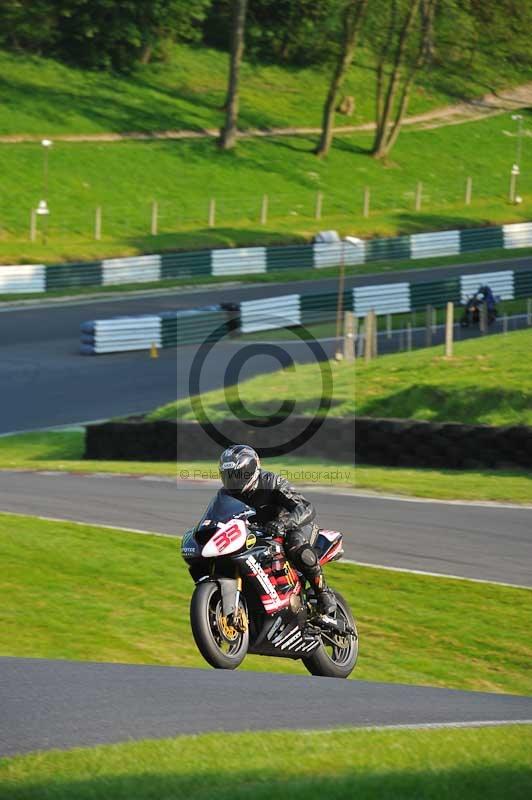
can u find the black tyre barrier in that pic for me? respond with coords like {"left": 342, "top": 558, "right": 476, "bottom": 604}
{"left": 84, "top": 417, "right": 532, "bottom": 470}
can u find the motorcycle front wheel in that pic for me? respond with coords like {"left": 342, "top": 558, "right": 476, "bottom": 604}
{"left": 303, "top": 590, "right": 358, "bottom": 679}
{"left": 190, "top": 581, "right": 249, "bottom": 670}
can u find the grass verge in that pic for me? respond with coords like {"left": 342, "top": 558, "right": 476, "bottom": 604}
{"left": 1, "top": 512, "right": 531, "bottom": 693}
{"left": 1, "top": 726, "right": 531, "bottom": 800}
{"left": 1, "top": 432, "right": 531, "bottom": 503}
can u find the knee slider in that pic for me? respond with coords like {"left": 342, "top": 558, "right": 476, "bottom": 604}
{"left": 288, "top": 541, "right": 318, "bottom": 571}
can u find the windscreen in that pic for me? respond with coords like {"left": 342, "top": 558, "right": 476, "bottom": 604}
{"left": 198, "top": 489, "right": 255, "bottom": 528}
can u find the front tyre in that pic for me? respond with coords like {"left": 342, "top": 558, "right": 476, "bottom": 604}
{"left": 190, "top": 581, "right": 249, "bottom": 670}
{"left": 303, "top": 590, "right": 358, "bottom": 679}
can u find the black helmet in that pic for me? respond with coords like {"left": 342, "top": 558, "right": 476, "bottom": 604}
{"left": 219, "top": 444, "right": 260, "bottom": 494}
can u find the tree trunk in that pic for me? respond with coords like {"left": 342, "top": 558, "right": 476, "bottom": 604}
{"left": 315, "top": 0, "right": 368, "bottom": 158}
{"left": 372, "top": 0, "right": 436, "bottom": 160}
{"left": 219, "top": 0, "right": 248, "bottom": 151}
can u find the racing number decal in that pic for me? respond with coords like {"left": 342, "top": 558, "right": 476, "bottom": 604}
{"left": 213, "top": 522, "right": 242, "bottom": 553}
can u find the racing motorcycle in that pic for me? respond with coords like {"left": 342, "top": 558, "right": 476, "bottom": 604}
{"left": 181, "top": 489, "right": 358, "bottom": 679}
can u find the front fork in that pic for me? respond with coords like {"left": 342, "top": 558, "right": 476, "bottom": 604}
{"left": 215, "top": 574, "right": 247, "bottom": 633}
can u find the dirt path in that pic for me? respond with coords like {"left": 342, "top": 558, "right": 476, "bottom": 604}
{"left": 1, "top": 82, "right": 531, "bottom": 144}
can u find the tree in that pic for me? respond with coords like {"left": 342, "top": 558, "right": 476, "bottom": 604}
{"left": 368, "top": 0, "right": 437, "bottom": 160}
{"left": 219, "top": 0, "right": 248, "bottom": 150}
{"left": 315, "top": 0, "right": 368, "bottom": 158}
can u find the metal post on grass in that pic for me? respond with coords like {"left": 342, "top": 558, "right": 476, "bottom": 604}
{"left": 425, "top": 305, "right": 433, "bottom": 347}
{"left": 503, "top": 313, "right": 508, "bottom": 335}
{"left": 415, "top": 181, "right": 423, "bottom": 211}
{"left": 260, "top": 194, "right": 269, "bottom": 225}
{"left": 209, "top": 197, "right": 216, "bottom": 228}
{"left": 151, "top": 200, "right": 158, "bottom": 236}
{"left": 479, "top": 301, "right": 488, "bottom": 334}
{"left": 445, "top": 301, "right": 454, "bottom": 357}
{"left": 343, "top": 311, "right": 355, "bottom": 362}
{"left": 30, "top": 209, "right": 36, "bottom": 242}
{"left": 363, "top": 186, "right": 370, "bottom": 218}
{"left": 315, "top": 191, "right": 323, "bottom": 220}
{"left": 527, "top": 298, "right": 532, "bottom": 326}
{"left": 386, "top": 313, "right": 392, "bottom": 339}
{"left": 365, "top": 311, "right": 376, "bottom": 363}
{"left": 95, "top": 206, "right": 102, "bottom": 241}
{"left": 357, "top": 318, "right": 365, "bottom": 358}
{"left": 372, "top": 310, "right": 378, "bottom": 357}
{"left": 406, "top": 323, "right": 412, "bottom": 352}
{"left": 432, "top": 306, "right": 437, "bottom": 333}
{"left": 465, "top": 176, "right": 472, "bottom": 206}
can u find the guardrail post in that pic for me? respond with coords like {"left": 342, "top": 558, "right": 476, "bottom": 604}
{"left": 527, "top": 298, "right": 532, "bottom": 325}
{"left": 151, "top": 200, "right": 158, "bottom": 235}
{"left": 260, "top": 194, "right": 269, "bottom": 225}
{"left": 209, "top": 197, "right": 216, "bottom": 228}
{"left": 95, "top": 206, "right": 102, "bottom": 241}
{"left": 479, "top": 301, "right": 488, "bottom": 334}
{"left": 343, "top": 311, "right": 355, "bottom": 362}
{"left": 315, "top": 191, "right": 323, "bottom": 220}
{"left": 465, "top": 176, "right": 472, "bottom": 206}
{"left": 415, "top": 181, "right": 423, "bottom": 211}
{"left": 30, "top": 209, "right": 36, "bottom": 242}
{"left": 425, "top": 305, "right": 433, "bottom": 347}
{"left": 445, "top": 301, "right": 454, "bottom": 357}
{"left": 363, "top": 186, "right": 370, "bottom": 218}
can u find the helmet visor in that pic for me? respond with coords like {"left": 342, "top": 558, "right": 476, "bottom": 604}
{"left": 220, "top": 465, "right": 258, "bottom": 493}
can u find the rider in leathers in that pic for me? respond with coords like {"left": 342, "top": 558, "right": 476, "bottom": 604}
{"left": 218, "top": 444, "right": 337, "bottom": 616}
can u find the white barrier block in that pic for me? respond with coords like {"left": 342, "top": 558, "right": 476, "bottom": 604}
{"left": 460, "top": 271, "right": 514, "bottom": 302}
{"left": 212, "top": 247, "right": 267, "bottom": 276}
{"left": 353, "top": 282, "right": 411, "bottom": 316}
{"left": 410, "top": 230, "right": 460, "bottom": 259}
{"left": 503, "top": 222, "right": 532, "bottom": 249}
{"left": 0, "top": 264, "right": 45, "bottom": 293}
{"left": 102, "top": 255, "right": 161, "bottom": 285}
{"left": 240, "top": 294, "right": 301, "bottom": 333}
{"left": 313, "top": 240, "right": 365, "bottom": 269}
{"left": 94, "top": 315, "right": 162, "bottom": 350}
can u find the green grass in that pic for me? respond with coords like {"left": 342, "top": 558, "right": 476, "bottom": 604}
{"left": 152, "top": 329, "right": 532, "bottom": 427}
{"left": 1, "top": 512, "right": 531, "bottom": 693}
{"left": 0, "top": 111, "right": 531, "bottom": 264}
{"left": 1, "top": 726, "right": 531, "bottom": 800}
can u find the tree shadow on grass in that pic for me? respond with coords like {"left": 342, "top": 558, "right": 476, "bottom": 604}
{"left": 125, "top": 229, "right": 308, "bottom": 253}
{"left": 3, "top": 764, "right": 531, "bottom": 800}
{"left": 392, "top": 212, "right": 496, "bottom": 235}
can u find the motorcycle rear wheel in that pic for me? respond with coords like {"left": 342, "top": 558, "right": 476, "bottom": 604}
{"left": 303, "top": 590, "right": 358, "bottom": 679}
{"left": 190, "top": 581, "right": 249, "bottom": 670}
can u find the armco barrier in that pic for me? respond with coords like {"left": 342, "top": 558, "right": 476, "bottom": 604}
{"left": 84, "top": 417, "right": 532, "bottom": 470}
{"left": 2, "top": 221, "right": 532, "bottom": 295}
{"left": 80, "top": 305, "right": 229, "bottom": 354}
{"left": 81, "top": 264, "right": 532, "bottom": 350}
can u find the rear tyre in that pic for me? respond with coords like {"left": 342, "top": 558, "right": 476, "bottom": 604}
{"left": 190, "top": 581, "right": 249, "bottom": 670}
{"left": 303, "top": 590, "right": 358, "bottom": 679}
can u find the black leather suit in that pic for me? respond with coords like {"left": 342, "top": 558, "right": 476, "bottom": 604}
{"left": 230, "top": 469, "right": 324, "bottom": 589}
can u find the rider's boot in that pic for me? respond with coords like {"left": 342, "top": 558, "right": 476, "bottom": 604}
{"left": 312, "top": 572, "right": 337, "bottom": 617}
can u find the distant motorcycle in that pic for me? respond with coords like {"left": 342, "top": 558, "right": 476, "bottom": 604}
{"left": 460, "top": 284, "right": 498, "bottom": 328}
{"left": 181, "top": 490, "right": 358, "bottom": 678}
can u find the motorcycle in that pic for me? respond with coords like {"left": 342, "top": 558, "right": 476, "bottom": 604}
{"left": 181, "top": 489, "right": 358, "bottom": 679}
{"left": 460, "top": 285, "right": 498, "bottom": 328}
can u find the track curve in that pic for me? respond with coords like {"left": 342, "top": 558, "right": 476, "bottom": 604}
{"left": 1, "top": 657, "right": 531, "bottom": 757}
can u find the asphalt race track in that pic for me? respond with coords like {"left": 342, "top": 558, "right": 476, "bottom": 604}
{"left": 1, "top": 657, "right": 531, "bottom": 757}
{"left": 1, "top": 255, "right": 531, "bottom": 433}
{"left": 0, "top": 472, "right": 530, "bottom": 586}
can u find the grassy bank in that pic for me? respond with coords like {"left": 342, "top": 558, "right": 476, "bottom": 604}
{"left": 1, "top": 512, "right": 531, "bottom": 693}
{"left": 1, "top": 112, "right": 531, "bottom": 264}
{"left": 1, "top": 432, "right": 531, "bottom": 503}
{"left": 152, "top": 329, "right": 532, "bottom": 427}
{"left": 1, "top": 726, "right": 531, "bottom": 800}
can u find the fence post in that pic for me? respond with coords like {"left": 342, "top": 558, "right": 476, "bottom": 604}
{"left": 364, "top": 311, "right": 375, "bottom": 363}
{"left": 406, "top": 323, "right": 412, "bottom": 351}
{"left": 445, "top": 301, "right": 454, "bottom": 357}
{"left": 479, "top": 301, "right": 488, "bottom": 334}
{"left": 363, "top": 186, "right": 370, "bottom": 218}
{"left": 386, "top": 312, "right": 392, "bottom": 339}
{"left": 425, "top": 305, "right": 433, "bottom": 347}
{"left": 465, "top": 176, "right": 472, "bottom": 206}
{"left": 527, "top": 298, "right": 532, "bottom": 325}
{"left": 30, "top": 209, "right": 36, "bottom": 242}
{"left": 357, "top": 319, "right": 365, "bottom": 357}
{"left": 260, "top": 194, "right": 269, "bottom": 225}
{"left": 151, "top": 200, "right": 158, "bottom": 236}
{"left": 209, "top": 197, "right": 216, "bottom": 228}
{"left": 432, "top": 306, "right": 437, "bottom": 333}
{"left": 95, "top": 206, "right": 102, "bottom": 241}
{"left": 415, "top": 181, "right": 423, "bottom": 211}
{"left": 343, "top": 311, "right": 355, "bottom": 362}
{"left": 315, "top": 191, "right": 323, "bottom": 220}
{"left": 503, "top": 313, "right": 508, "bottom": 335}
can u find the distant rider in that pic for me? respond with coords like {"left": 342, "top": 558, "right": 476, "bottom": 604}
{"left": 218, "top": 444, "right": 337, "bottom": 616}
